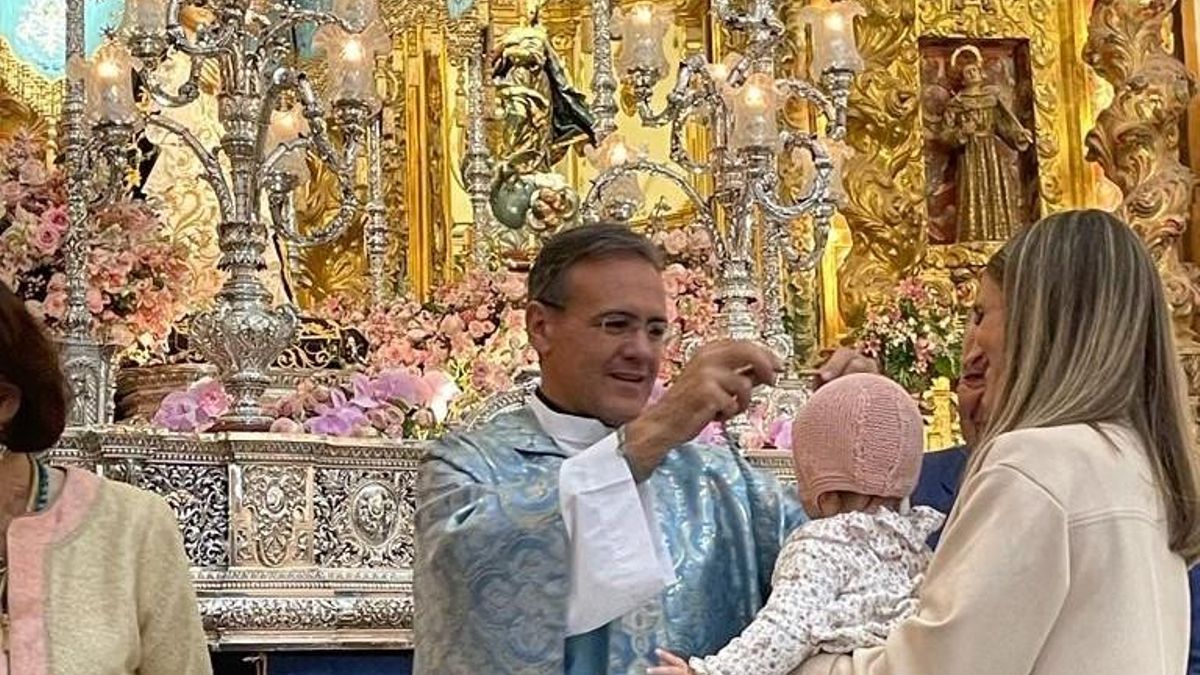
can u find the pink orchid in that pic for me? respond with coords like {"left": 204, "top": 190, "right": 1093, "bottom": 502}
{"left": 153, "top": 390, "right": 202, "bottom": 432}
{"left": 422, "top": 370, "right": 462, "bottom": 423}
{"left": 190, "top": 377, "right": 231, "bottom": 418}
{"left": 371, "top": 368, "right": 430, "bottom": 407}
{"left": 306, "top": 390, "right": 368, "bottom": 436}
{"left": 350, "top": 373, "right": 385, "bottom": 409}
{"left": 768, "top": 418, "right": 793, "bottom": 451}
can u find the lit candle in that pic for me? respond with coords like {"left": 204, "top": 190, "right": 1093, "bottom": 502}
{"left": 796, "top": 0, "right": 866, "bottom": 78}
{"left": 265, "top": 106, "right": 311, "bottom": 182}
{"left": 68, "top": 40, "right": 138, "bottom": 126}
{"left": 615, "top": 2, "right": 671, "bottom": 80}
{"left": 332, "top": 0, "right": 382, "bottom": 28}
{"left": 586, "top": 132, "right": 644, "bottom": 215}
{"left": 730, "top": 72, "right": 779, "bottom": 150}
{"left": 118, "top": 0, "right": 166, "bottom": 35}
{"left": 312, "top": 24, "right": 390, "bottom": 109}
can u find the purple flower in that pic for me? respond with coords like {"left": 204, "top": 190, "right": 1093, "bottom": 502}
{"left": 306, "top": 405, "right": 367, "bottom": 436}
{"left": 190, "top": 377, "right": 230, "bottom": 418}
{"left": 349, "top": 373, "right": 384, "bottom": 409}
{"left": 767, "top": 418, "right": 793, "bottom": 450}
{"left": 696, "top": 421, "right": 728, "bottom": 446}
{"left": 370, "top": 368, "right": 430, "bottom": 407}
{"left": 153, "top": 391, "right": 202, "bottom": 432}
{"left": 307, "top": 389, "right": 368, "bottom": 436}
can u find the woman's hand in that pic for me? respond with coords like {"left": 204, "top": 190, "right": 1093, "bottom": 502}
{"left": 646, "top": 648, "right": 696, "bottom": 675}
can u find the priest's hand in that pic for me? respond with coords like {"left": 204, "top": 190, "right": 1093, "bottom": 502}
{"left": 622, "top": 341, "right": 780, "bottom": 479}
{"left": 647, "top": 648, "right": 696, "bottom": 675}
{"left": 815, "top": 347, "right": 879, "bottom": 386}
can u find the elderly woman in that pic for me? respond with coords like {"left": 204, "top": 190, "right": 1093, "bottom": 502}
{"left": 800, "top": 209, "right": 1198, "bottom": 674}
{"left": 0, "top": 281, "right": 210, "bottom": 674}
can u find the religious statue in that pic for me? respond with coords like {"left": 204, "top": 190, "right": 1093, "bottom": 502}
{"left": 930, "top": 46, "right": 1034, "bottom": 242}
{"left": 486, "top": 0, "right": 596, "bottom": 233}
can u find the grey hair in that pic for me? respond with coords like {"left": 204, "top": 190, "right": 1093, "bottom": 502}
{"left": 527, "top": 224, "right": 664, "bottom": 308}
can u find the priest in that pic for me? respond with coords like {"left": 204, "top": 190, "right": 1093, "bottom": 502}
{"left": 414, "top": 224, "right": 875, "bottom": 674}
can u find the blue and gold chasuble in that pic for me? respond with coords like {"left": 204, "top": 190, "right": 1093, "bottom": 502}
{"left": 414, "top": 407, "right": 804, "bottom": 674}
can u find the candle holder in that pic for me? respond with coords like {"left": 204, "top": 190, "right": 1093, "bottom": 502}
{"left": 583, "top": 0, "right": 864, "bottom": 450}
{"left": 69, "top": 0, "right": 391, "bottom": 429}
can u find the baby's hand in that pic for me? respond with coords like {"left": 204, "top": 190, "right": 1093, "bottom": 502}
{"left": 647, "top": 648, "right": 695, "bottom": 675}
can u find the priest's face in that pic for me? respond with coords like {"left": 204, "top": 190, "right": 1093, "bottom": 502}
{"left": 528, "top": 255, "right": 668, "bottom": 425}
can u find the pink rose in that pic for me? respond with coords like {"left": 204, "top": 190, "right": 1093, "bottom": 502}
{"left": 40, "top": 205, "right": 68, "bottom": 234}
{"left": 439, "top": 314, "right": 465, "bottom": 336}
{"left": 32, "top": 222, "right": 61, "bottom": 255}
{"left": 86, "top": 287, "right": 105, "bottom": 314}
{"left": 687, "top": 228, "right": 713, "bottom": 253}
{"left": 663, "top": 229, "right": 689, "bottom": 256}
{"left": 42, "top": 289, "right": 66, "bottom": 320}
{"left": 502, "top": 308, "right": 525, "bottom": 330}
{"left": 0, "top": 181, "right": 26, "bottom": 205}
{"left": 498, "top": 273, "right": 526, "bottom": 300}
{"left": 17, "top": 159, "right": 48, "bottom": 186}
{"left": 468, "top": 320, "right": 494, "bottom": 339}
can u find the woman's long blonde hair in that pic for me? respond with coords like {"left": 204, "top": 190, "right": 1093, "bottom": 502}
{"left": 975, "top": 209, "right": 1200, "bottom": 563}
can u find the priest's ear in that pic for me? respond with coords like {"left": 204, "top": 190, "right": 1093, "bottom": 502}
{"left": 526, "top": 299, "right": 559, "bottom": 357}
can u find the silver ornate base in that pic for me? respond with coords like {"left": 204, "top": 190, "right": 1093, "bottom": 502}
{"left": 49, "top": 427, "right": 793, "bottom": 650}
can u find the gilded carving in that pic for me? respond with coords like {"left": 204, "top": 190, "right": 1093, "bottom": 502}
{"left": 313, "top": 469, "right": 416, "bottom": 568}
{"left": 835, "top": 0, "right": 1087, "bottom": 330}
{"left": 233, "top": 465, "right": 314, "bottom": 568}
{"left": 0, "top": 37, "right": 61, "bottom": 122}
{"left": 1083, "top": 0, "right": 1198, "bottom": 342}
{"left": 835, "top": 0, "right": 924, "bottom": 326}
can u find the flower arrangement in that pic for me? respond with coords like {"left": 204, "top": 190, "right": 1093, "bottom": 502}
{"left": 0, "top": 132, "right": 193, "bottom": 352}
{"left": 152, "top": 377, "right": 232, "bottom": 432}
{"left": 266, "top": 369, "right": 461, "bottom": 438}
{"left": 853, "top": 278, "right": 964, "bottom": 396}
{"left": 318, "top": 268, "right": 536, "bottom": 417}
{"left": 648, "top": 224, "right": 721, "bottom": 378}
{"left": 151, "top": 223, "right": 730, "bottom": 440}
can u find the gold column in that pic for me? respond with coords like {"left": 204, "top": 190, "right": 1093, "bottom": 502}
{"left": 1180, "top": 0, "right": 1200, "bottom": 264}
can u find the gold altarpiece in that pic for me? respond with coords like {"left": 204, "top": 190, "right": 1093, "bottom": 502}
{"left": 226, "top": 0, "right": 1142, "bottom": 336}
{"left": 3, "top": 0, "right": 1195, "bottom": 337}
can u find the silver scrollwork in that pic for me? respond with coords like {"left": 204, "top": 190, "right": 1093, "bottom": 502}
{"left": 313, "top": 469, "right": 415, "bottom": 568}
{"left": 233, "top": 465, "right": 313, "bottom": 568}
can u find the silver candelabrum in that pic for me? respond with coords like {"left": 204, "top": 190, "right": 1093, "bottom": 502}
{"left": 581, "top": 0, "right": 861, "bottom": 446}
{"left": 583, "top": 0, "right": 859, "bottom": 363}
{"left": 70, "top": 0, "right": 389, "bottom": 428}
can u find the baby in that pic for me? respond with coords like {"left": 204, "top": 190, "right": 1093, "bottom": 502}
{"left": 650, "top": 373, "right": 945, "bottom": 675}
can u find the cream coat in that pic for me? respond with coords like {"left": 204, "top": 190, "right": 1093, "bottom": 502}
{"left": 798, "top": 423, "right": 1189, "bottom": 675}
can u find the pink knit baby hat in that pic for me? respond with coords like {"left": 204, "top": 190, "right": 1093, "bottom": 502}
{"left": 791, "top": 373, "right": 924, "bottom": 499}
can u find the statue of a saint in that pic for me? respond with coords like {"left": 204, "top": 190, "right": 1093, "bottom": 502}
{"left": 486, "top": 0, "right": 596, "bottom": 234}
{"left": 933, "top": 46, "right": 1034, "bottom": 242}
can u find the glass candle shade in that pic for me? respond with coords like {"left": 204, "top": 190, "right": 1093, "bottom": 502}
{"left": 796, "top": 0, "right": 866, "bottom": 78}
{"left": 614, "top": 2, "right": 672, "bottom": 81}
{"left": 265, "top": 106, "right": 311, "bottom": 183}
{"left": 68, "top": 40, "right": 138, "bottom": 126}
{"left": 729, "top": 72, "right": 780, "bottom": 151}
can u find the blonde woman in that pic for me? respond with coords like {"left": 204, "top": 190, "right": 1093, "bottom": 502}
{"left": 800, "top": 209, "right": 1200, "bottom": 675}
{"left": 0, "top": 281, "right": 211, "bottom": 675}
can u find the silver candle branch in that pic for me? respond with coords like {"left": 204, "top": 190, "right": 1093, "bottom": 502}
{"left": 72, "top": 0, "right": 391, "bottom": 429}
{"left": 582, "top": 0, "right": 862, "bottom": 449}
{"left": 584, "top": 0, "right": 859, "bottom": 361}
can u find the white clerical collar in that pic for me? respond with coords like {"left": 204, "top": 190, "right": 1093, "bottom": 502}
{"left": 528, "top": 390, "right": 613, "bottom": 455}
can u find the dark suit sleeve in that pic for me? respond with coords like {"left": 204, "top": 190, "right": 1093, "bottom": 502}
{"left": 1189, "top": 567, "right": 1200, "bottom": 675}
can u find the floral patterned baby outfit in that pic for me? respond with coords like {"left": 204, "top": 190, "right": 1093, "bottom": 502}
{"left": 689, "top": 506, "right": 945, "bottom": 675}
